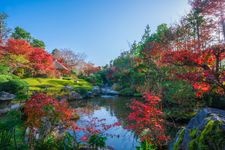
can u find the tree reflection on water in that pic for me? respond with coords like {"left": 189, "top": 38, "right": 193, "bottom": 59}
{"left": 70, "top": 96, "right": 140, "bottom": 150}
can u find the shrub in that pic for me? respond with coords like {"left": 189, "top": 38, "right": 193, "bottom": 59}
{"left": 0, "top": 79, "right": 29, "bottom": 99}
{"left": 88, "top": 134, "right": 107, "bottom": 148}
{"left": 79, "top": 73, "right": 103, "bottom": 86}
{"left": 0, "top": 65, "right": 10, "bottom": 74}
{"left": 0, "top": 110, "right": 22, "bottom": 130}
{"left": 24, "top": 93, "right": 76, "bottom": 128}
{"left": 24, "top": 93, "right": 78, "bottom": 148}
{"left": 62, "top": 77, "right": 72, "bottom": 80}
{"left": 0, "top": 110, "right": 24, "bottom": 149}
{"left": 13, "top": 67, "right": 26, "bottom": 78}
{"left": 75, "top": 87, "right": 88, "bottom": 96}
{"left": 35, "top": 133, "right": 78, "bottom": 150}
{"left": 119, "top": 87, "right": 135, "bottom": 96}
{"left": 137, "top": 141, "right": 157, "bottom": 150}
{"left": 188, "top": 120, "right": 225, "bottom": 150}
{"left": 0, "top": 74, "right": 14, "bottom": 83}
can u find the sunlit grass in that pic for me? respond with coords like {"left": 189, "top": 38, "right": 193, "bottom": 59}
{"left": 23, "top": 78, "right": 93, "bottom": 93}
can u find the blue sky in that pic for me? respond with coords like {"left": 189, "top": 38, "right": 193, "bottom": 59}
{"left": 0, "top": 0, "right": 190, "bottom": 66}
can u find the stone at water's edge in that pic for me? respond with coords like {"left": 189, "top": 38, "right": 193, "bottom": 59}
{"left": 171, "top": 107, "right": 225, "bottom": 150}
{"left": 0, "top": 91, "right": 17, "bottom": 113}
{"left": 64, "top": 85, "right": 119, "bottom": 99}
{"left": 0, "top": 103, "right": 22, "bottom": 114}
{"left": 92, "top": 86, "right": 101, "bottom": 95}
{"left": 101, "top": 87, "right": 119, "bottom": 96}
{"left": 70, "top": 91, "right": 83, "bottom": 100}
{"left": 0, "top": 91, "right": 16, "bottom": 101}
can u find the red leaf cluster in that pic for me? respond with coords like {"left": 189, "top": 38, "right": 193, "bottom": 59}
{"left": 1, "top": 38, "right": 56, "bottom": 76}
{"left": 128, "top": 93, "right": 169, "bottom": 145}
{"left": 24, "top": 93, "right": 76, "bottom": 128}
{"left": 193, "top": 82, "right": 211, "bottom": 97}
{"left": 162, "top": 45, "right": 225, "bottom": 97}
{"left": 29, "top": 48, "right": 55, "bottom": 75}
{"left": 4, "top": 39, "right": 33, "bottom": 56}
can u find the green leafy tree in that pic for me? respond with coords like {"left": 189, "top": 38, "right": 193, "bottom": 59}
{"left": 11, "top": 26, "right": 32, "bottom": 41}
{"left": 11, "top": 26, "right": 46, "bottom": 48}
{"left": 31, "top": 38, "right": 45, "bottom": 48}
{"left": 141, "top": 24, "right": 151, "bottom": 43}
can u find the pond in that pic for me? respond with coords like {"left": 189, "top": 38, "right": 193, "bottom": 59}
{"left": 70, "top": 96, "right": 140, "bottom": 150}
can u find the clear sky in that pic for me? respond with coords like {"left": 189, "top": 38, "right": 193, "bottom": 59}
{"left": 0, "top": 0, "right": 190, "bottom": 66}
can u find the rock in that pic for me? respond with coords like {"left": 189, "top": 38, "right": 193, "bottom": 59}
{"left": 69, "top": 91, "right": 82, "bottom": 100}
{"left": 63, "top": 85, "right": 74, "bottom": 91}
{"left": 0, "top": 91, "right": 16, "bottom": 101}
{"left": 24, "top": 127, "right": 40, "bottom": 143}
{"left": 0, "top": 91, "right": 16, "bottom": 110}
{"left": 83, "top": 86, "right": 101, "bottom": 98}
{"left": 171, "top": 107, "right": 225, "bottom": 150}
{"left": 92, "top": 86, "right": 101, "bottom": 96}
{"left": 24, "top": 127, "right": 30, "bottom": 143}
{"left": 85, "top": 91, "right": 94, "bottom": 98}
{"left": 0, "top": 103, "right": 23, "bottom": 114}
{"left": 101, "top": 87, "right": 119, "bottom": 96}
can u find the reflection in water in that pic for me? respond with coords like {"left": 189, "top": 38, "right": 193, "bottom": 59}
{"left": 70, "top": 96, "right": 140, "bottom": 150}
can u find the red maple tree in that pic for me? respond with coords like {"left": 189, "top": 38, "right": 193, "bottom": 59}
{"left": 128, "top": 93, "right": 169, "bottom": 146}
{"left": 4, "top": 38, "right": 33, "bottom": 56}
{"left": 162, "top": 44, "right": 225, "bottom": 97}
{"left": 24, "top": 93, "right": 77, "bottom": 128}
{"left": 29, "top": 47, "right": 56, "bottom": 76}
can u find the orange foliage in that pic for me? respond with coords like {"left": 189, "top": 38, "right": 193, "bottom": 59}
{"left": 4, "top": 38, "right": 33, "bottom": 56}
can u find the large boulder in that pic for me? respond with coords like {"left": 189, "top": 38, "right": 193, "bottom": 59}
{"left": 171, "top": 108, "right": 225, "bottom": 150}
{"left": 0, "top": 103, "right": 22, "bottom": 114}
{"left": 92, "top": 86, "right": 101, "bottom": 96}
{"left": 0, "top": 91, "right": 16, "bottom": 101}
{"left": 69, "top": 91, "right": 83, "bottom": 100}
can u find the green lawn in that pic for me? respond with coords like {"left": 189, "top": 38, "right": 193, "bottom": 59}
{"left": 23, "top": 78, "right": 93, "bottom": 93}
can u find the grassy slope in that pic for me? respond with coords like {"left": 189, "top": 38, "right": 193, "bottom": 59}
{"left": 23, "top": 78, "right": 93, "bottom": 93}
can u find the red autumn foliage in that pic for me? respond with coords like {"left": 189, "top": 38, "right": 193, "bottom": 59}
{"left": 4, "top": 38, "right": 33, "bottom": 56}
{"left": 193, "top": 82, "right": 211, "bottom": 97}
{"left": 0, "top": 38, "right": 57, "bottom": 76}
{"left": 29, "top": 48, "right": 56, "bottom": 75}
{"left": 24, "top": 93, "right": 76, "bottom": 128}
{"left": 162, "top": 44, "right": 225, "bottom": 97}
{"left": 128, "top": 93, "right": 169, "bottom": 146}
{"left": 79, "top": 117, "right": 121, "bottom": 142}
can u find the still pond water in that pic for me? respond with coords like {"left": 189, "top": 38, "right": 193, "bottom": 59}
{"left": 70, "top": 96, "right": 140, "bottom": 150}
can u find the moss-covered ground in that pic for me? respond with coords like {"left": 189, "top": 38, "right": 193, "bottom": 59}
{"left": 188, "top": 120, "right": 225, "bottom": 150}
{"left": 23, "top": 78, "right": 93, "bottom": 94}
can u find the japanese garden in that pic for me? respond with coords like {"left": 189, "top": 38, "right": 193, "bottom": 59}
{"left": 0, "top": 0, "right": 225, "bottom": 150}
